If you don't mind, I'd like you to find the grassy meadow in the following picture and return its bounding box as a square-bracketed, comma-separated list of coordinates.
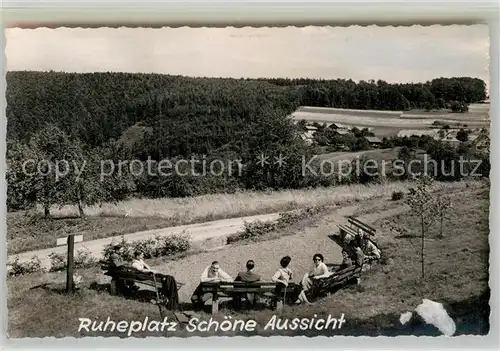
[6, 184, 489, 337]
[7, 179, 485, 255]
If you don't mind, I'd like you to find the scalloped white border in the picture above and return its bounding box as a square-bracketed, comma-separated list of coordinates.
[1, 1, 498, 350]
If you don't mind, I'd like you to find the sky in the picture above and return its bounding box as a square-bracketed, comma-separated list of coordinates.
[5, 25, 490, 90]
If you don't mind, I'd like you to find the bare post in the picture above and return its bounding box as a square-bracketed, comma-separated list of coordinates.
[66, 235, 74, 294]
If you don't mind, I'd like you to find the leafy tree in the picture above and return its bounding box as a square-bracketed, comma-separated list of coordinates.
[405, 175, 440, 279]
[435, 195, 452, 238]
[380, 137, 394, 149]
[353, 137, 371, 151]
[6, 140, 43, 212]
[456, 128, 469, 142]
[397, 146, 413, 179]
[22, 124, 77, 217]
[450, 101, 469, 113]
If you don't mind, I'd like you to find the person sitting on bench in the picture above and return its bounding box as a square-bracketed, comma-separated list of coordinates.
[109, 245, 126, 268]
[201, 261, 233, 283]
[132, 251, 155, 273]
[361, 235, 381, 261]
[234, 260, 261, 307]
[271, 256, 301, 305]
[339, 249, 353, 270]
[296, 253, 331, 305]
[131, 250, 180, 310]
[235, 260, 261, 283]
[344, 239, 365, 284]
[191, 261, 233, 310]
[271, 256, 293, 287]
[107, 245, 138, 293]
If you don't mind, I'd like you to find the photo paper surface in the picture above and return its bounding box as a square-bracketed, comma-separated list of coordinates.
[4, 22, 492, 340]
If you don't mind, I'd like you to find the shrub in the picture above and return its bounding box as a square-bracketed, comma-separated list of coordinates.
[102, 232, 192, 262]
[155, 233, 191, 257]
[7, 256, 44, 277]
[450, 101, 469, 113]
[75, 247, 98, 268]
[277, 206, 323, 226]
[48, 246, 97, 272]
[226, 220, 277, 244]
[227, 206, 325, 244]
[102, 238, 135, 262]
[391, 191, 404, 201]
[48, 252, 66, 272]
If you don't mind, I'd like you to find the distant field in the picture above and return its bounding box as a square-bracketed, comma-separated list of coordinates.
[315, 148, 402, 175]
[298, 106, 402, 118]
[317, 148, 400, 163]
[292, 104, 490, 138]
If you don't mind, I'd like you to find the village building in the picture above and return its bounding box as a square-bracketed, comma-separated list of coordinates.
[364, 136, 383, 148]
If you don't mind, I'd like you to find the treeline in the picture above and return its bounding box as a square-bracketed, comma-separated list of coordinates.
[6, 72, 320, 212]
[6, 71, 300, 148]
[5, 71, 489, 214]
[7, 72, 487, 147]
[258, 77, 487, 111]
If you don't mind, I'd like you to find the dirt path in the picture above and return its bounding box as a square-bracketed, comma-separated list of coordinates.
[9, 185, 484, 274]
[7, 212, 282, 270]
[144, 203, 410, 302]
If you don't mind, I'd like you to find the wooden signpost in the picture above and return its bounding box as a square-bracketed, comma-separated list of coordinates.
[56, 234, 84, 294]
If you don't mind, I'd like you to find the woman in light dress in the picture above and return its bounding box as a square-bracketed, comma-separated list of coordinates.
[296, 253, 331, 304]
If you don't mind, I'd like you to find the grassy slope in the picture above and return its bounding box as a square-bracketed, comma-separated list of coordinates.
[7, 186, 490, 337]
[8, 180, 481, 255]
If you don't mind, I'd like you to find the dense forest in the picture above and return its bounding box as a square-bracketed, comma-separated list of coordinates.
[260, 77, 487, 110]
[6, 71, 489, 214]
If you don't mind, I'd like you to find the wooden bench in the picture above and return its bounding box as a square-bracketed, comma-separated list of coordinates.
[347, 216, 376, 237]
[101, 262, 184, 299]
[338, 216, 377, 244]
[337, 223, 359, 244]
[198, 281, 301, 314]
[311, 263, 363, 297]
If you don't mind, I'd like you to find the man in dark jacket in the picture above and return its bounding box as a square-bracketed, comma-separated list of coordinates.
[235, 260, 261, 283]
[233, 260, 261, 308]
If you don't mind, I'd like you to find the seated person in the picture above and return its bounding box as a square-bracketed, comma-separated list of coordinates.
[330, 234, 360, 271]
[235, 260, 261, 282]
[108, 245, 125, 268]
[132, 251, 155, 272]
[344, 240, 365, 284]
[338, 249, 353, 270]
[271, 256, 301, 304]
[131, 250, 180, 310]
[296, 253, 331, 305]
[234, 260, 261, 306]
[363, 237, 381, 261]
[191, 261, 233, 310]
[107, 245, 137, 292]
[271, 256, 293, 287]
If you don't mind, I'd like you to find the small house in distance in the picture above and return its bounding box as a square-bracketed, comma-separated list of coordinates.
[336, 129, 351, 136]
[300, 124, 318, 144]
[364, 136, 383, 147]
[468, 129, 490, 152]
[439, 134, 462, 148]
